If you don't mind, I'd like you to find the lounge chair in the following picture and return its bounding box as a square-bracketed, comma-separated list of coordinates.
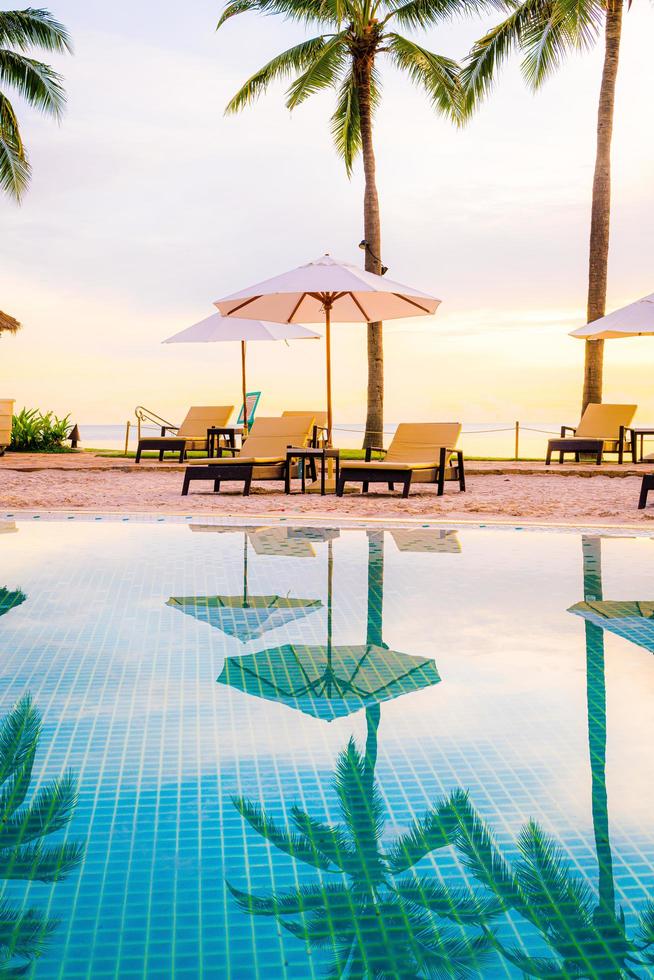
[282, 411, 328, 448]
[135, 406, 234, 463]
[545, 404, 636, 465]
[181, 415, 315, 496]
[336, 423, 465, 499]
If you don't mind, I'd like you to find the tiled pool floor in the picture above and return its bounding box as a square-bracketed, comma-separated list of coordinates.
[0, 518, 652, 977]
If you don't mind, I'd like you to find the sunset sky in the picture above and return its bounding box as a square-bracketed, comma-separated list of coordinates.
[1, 0, 654, 429]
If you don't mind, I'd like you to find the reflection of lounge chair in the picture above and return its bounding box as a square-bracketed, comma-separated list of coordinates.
[135, 406, 234, 463]
[181, 415, 315, 496]
[282, 410, 328, 448]
[247, 527, 315, 557]
[337, 423, 465, 499]
[546, 404, 636, 465]
[390, 529, 461, 554]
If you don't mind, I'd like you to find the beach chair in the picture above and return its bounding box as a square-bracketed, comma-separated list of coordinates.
[545, 404, 636, 465]
[135, 406, 234, 463]
[181, 415, 315, 496]
[282, 410, 328, 448]
[336, 423, 465, 499]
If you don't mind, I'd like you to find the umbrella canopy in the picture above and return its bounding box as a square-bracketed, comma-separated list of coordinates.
[570, 293, 654, 339]
[217, 643, 441, 721]
[166, 594, 322, 643]
[215, 254, 440, 445]
[569, 600, 654, 655]
[163, 312, 320, 433]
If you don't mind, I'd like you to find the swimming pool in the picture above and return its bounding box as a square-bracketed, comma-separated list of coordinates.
[0, 516, 652, 978]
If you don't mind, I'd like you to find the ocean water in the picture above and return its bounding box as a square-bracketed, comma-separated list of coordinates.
[78, 422, 559, 458]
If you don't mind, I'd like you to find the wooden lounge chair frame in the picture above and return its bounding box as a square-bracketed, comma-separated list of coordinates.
[336, 424, 465, 499]
[135, 406, 234, 463]
[545, 404, 636, 465]
[638, 474, 654, 509]
[181, 416, 315, 497]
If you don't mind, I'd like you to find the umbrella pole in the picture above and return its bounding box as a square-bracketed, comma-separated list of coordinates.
[241, 340, 248, 436]
[325, 302, 333, 448]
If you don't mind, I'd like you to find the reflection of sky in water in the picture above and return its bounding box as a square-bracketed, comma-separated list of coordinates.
[0, 520, 653, 977]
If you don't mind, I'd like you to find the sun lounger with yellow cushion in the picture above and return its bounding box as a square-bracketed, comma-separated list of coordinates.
[135, 406, 235, 462]
[337, 423, 465, 498]
[181, 415, 315, 496]
[546, 403, 636, 465]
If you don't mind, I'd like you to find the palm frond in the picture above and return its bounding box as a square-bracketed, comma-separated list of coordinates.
[0, 841, 85, 883]
[447, 793, 524, 914]
[286, 33, 347, 109]
[0, 901, 56, 960]
[0, 772, 79, 851]
[385, 0, 502, 31]
[0, 313, 21, 334]
[225, 34, 333, 114]
[331, 72, 361, 175]
[385, 790, 465, 874]
[0, 9, 72, 54]
[226, 879, 352, 917]
[290, 807, 354, 873]
[395, 900, 495, 976]
[461, 0, 545, 113]
[280, 908, 357, 949]
[393, 874, 503, 924]
[492, 943, 570, 977]
[636, 901, 654, 947]
[232, 796, 333, 870]
[0, 698, 39, 788]
[519, 0, 602, 88]
[514, 820, 594, 940]
[332, 740, 386, 880]
[218, 0, 343, 30]
[0, 50, 66, 119]
[386, 33, 461, 121]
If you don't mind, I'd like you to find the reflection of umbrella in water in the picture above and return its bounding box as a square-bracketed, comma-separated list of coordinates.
[0, 587, 26, 618]
[217, 534, 440, 720]
[569, 598, 654, 655]
[166, 530, 321, 642]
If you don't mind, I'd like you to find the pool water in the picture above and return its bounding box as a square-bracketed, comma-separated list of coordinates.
[0, 517, 653, 978]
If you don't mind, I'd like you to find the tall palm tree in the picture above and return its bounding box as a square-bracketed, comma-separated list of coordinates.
[0, 7, 72, 202]
[228, 739, 499, 976]
[461, 0, 628, 412]
[216, 0, 468, 448]
[0, 694, 84, 973]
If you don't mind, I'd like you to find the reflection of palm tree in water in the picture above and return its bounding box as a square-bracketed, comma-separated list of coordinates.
[445, 535, 654, 978]
[227, 530, 497, 976]
[0, 695, 84, 974]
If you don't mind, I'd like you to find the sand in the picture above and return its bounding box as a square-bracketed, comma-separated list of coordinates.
[0, 454, 651, 525]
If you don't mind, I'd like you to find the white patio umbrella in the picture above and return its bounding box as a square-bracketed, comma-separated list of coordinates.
[163, 313, 320, 433]
[214, 254, 441, 445]
[570, 293, 654, 339]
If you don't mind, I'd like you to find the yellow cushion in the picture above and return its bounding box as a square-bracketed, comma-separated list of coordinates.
[187, 455, 284, 466]
[177, 405, 234, 439]
[283, 410, 328, 428]
[342, 460, 441, 472]
[575, 404, 636, 439]
[385, 423, 461, 465]
[238, 415, 315, 458]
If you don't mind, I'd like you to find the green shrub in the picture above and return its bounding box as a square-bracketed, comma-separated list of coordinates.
[11, 407, 72, 452]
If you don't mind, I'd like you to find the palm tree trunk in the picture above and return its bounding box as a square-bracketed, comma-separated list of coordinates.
[355, 56, 384, 449]
[582, 0, 623, 412]
[581, 537, 616, 916]
[364, 530, 384, 785]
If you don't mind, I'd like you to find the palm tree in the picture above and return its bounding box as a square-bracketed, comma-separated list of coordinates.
[0, 694, 84, 973]
[227, 739, 499, 976]
[449, 796, 654, 976]
[462, 0, 628, 412]
[0, 8, 72, 202]
[216, 0, 467, 448]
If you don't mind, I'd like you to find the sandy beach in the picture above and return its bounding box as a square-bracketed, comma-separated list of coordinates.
[1, 454, 652, 525]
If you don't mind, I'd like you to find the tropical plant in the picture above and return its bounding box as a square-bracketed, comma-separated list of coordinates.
[10, 407, 71, 452]
[461, 0, 629, 412]
[0, 695, 84, 974]
[227, 738, 500, 977]
[217, 0, 473, 448]
[0, 587, 27, 619]
[448, 795, 654, 977]
[0, 312, 20, 336]
[0, 7, 72, 201]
